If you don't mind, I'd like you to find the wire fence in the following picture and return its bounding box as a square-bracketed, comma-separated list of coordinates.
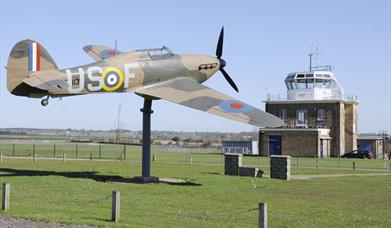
[2, 186, 328, 227]
[0, 142, 390, 170]
[2, 181, 261, 224]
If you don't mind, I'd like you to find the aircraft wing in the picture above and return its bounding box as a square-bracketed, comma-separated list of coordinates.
[135, 77, 284, 128]
[82, 45, 122, 61]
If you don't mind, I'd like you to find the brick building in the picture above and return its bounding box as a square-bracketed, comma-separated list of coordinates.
[259, 67, 359, 158]
[357, 136, 384, 159]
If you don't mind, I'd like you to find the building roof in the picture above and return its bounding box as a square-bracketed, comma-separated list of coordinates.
[260, 128, 331, 139]
[358, 136, 383, 140]
[264, 99, 359, 104]
[260, 128, 329, 132]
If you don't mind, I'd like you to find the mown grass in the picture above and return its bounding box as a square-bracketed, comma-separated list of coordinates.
[0, 158, 390, 227]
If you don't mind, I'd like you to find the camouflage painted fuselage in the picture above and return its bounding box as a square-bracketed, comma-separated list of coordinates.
[49, 50, 219, 97]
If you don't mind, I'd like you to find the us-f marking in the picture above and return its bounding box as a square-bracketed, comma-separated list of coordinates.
[65, 63, 136, 93]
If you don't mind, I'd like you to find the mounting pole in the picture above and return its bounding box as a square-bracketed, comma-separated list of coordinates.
[141, 98, 153, 177]
[133, 97, 159, 183]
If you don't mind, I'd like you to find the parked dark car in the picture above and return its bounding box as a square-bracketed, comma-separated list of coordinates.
[341, 150, 373, 159]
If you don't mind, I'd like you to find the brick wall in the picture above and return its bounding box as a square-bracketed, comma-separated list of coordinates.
[260, 130, 320, 157]
[344, 103, 358, 153]
[224, 154, 242, 175]
[265, 101, 358, 157]
[270, 155, 291, 180]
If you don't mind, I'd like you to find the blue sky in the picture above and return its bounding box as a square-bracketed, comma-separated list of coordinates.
[0, 0, 390, 133]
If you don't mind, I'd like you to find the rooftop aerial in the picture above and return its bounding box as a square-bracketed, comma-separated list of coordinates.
[283, 47, 344, 101]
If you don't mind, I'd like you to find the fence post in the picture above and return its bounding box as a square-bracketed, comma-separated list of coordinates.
[63, 153, 66, 162]
[2, 183, 10, 211]
[12, 144, 15, 156]
[0, 154, 2, 163]
[53, 144, 56, 158]
[259, 203, 267, 228]
[152, 154, 156, 163]
[123, 145, 126, 160]
[188, 156, 192, 165]
[353, 161, 356, 170]
[316, 159, 319, 169]
[296, 157, 299, 166]
[99, 145, 102, 159]
[338, 155, 341, 168]
[90, 153, 93, 161]
[33, 153, 37, 163]
[75, 144, 78, 158]
[32, 144, 35, 157]
[112, 191, 120, 222]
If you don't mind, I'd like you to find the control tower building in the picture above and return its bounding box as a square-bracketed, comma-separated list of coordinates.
[259, 65, 359, 158]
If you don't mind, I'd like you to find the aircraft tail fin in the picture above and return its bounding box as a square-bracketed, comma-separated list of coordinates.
[6, 39, 58, 96]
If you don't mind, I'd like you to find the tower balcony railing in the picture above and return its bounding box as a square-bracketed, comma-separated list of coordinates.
[280, 120, 329, 129]
[265, 93, 358, 101]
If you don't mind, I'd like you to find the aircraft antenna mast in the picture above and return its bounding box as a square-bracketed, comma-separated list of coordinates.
[114, 39, 117, 56]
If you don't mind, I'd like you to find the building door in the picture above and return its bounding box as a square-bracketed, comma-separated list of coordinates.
[269, 135, 282, 155]
[358, 140, 373, 152]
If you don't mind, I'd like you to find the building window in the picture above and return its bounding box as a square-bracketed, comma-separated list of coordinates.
[317, 108, 326, 121]
[279, 109, 287, 121]
[296, 109, 308, 126]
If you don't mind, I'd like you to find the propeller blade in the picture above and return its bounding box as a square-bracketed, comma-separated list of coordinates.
[220, 68, 239, 93]
[216, 27, 224, 59]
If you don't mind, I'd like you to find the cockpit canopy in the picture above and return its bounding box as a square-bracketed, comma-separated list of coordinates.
[285, 71, 338, 90]
[136, 46, 174, 60]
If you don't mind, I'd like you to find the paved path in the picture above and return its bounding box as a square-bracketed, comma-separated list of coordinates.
[290, 173, 391, 180]
[0, 216, 97, 228]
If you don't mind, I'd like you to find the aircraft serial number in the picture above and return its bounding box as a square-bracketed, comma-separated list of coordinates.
[72, 79, 80, 86]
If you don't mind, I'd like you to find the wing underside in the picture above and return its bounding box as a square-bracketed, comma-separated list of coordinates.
[135, 77, 284, 128]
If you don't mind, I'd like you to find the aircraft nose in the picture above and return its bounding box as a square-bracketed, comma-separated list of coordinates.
[219, 58, 226, 69]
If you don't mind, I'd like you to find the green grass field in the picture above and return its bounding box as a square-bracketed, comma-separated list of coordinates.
[1, 143, 390, 170]
[1, 155, 390, 227]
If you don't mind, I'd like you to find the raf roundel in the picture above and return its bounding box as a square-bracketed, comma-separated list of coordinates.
[99, 49, 117, 58]
[219, 100, 254, 113]
[101, 67, 124, 92]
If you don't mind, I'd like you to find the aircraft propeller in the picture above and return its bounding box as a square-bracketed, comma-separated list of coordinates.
[216, 27, 239, 93]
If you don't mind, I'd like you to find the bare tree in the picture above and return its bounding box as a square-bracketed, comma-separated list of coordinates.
[114, 104, 125, 144]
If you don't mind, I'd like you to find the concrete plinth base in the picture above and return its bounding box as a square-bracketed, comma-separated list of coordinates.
[132, 176, 159, 183]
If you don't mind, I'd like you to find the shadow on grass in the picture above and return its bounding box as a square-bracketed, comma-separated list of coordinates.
[202, 172, 222, 175]
[0, 168, 122, 182]
[0, 168, 202, 186]
[84, 217, 112, 223]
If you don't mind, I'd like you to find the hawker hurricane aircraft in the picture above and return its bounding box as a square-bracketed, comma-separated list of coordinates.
[6, 28, 283, 128]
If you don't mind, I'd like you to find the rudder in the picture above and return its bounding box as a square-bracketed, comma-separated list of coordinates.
[7, 39, 58, 96]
